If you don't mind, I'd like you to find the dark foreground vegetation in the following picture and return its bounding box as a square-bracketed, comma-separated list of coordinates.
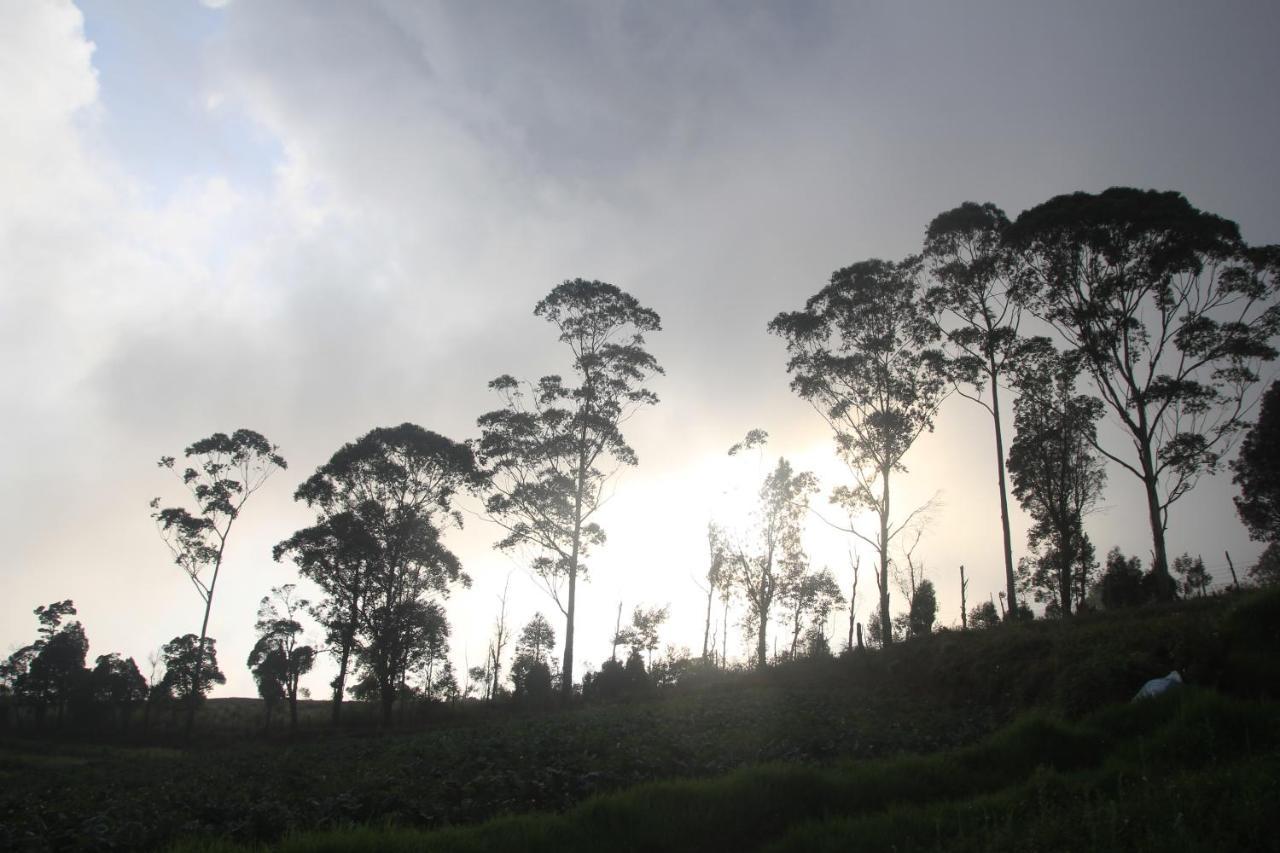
[2, 588, 1277, 852]
[175, 688, 1279, 853]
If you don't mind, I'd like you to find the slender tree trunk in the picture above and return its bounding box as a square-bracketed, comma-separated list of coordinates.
[702, 584, 714, 660]
[989, 373, 1018, 617]
[1135, 410, 1174, 599]
[755, 592, 769, 669]
[879, 465, 892, 646]
[380, 683, 394, 727]
[187, 532, 229, 740]
[611, 601, 623, 663]
[562, 434, 589, 701]
[960, 565, 968, 628]
[332, 629, 353, 724]
[720, 598, 729, 667]
[1058, 548, 1073, 617]
[846, 554, 859, 651]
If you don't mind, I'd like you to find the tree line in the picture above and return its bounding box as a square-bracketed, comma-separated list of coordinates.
[3, 188, 1278, 732]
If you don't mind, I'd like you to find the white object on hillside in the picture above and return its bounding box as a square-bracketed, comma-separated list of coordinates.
[1132, 670, 1183, 701]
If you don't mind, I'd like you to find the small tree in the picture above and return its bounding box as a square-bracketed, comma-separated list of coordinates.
[478, 279, 663, 699]
[1016, 537, 1099, 617]
[1233, 379, 1280, 543]
[726, 456, 817, 668]
[249, 585, 316, 731]
[246, 641, 287, 729]
[17, 601, 89, 726]
[1172, 553, 1212, 598]
[770, 257, 948, 645]
[1097, 548, 1146, 610]
[160, 634, 225, 717]
[90, 654, 147, 729]
[778, 564, 844, 658]
[907, 579, 938, 638]
[516, 612, 556, 666]
[1007, 190, 1280, 595]
[1006, 344, 1108, 616]
[968, 601, 1001, 630]
[151, 429, 285, 736]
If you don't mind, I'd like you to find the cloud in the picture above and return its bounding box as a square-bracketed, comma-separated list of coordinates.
[4, 0, 1278, 694]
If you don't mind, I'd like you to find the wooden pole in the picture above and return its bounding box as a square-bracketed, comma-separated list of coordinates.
[960, 564, 968, 629]
[1225, 550, 1240, 591]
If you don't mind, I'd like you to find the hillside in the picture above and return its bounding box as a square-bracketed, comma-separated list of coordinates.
[2, 589, 1277, 852]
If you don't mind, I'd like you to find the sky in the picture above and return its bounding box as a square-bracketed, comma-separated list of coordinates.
[2, 0, 1279, 698]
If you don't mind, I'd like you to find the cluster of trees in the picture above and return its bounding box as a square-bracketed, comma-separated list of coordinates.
[10, 189, 1276, 729]
[769, 188, 1278, 643]
[0, 600, 232, 731]
[135, 279, 664, 730]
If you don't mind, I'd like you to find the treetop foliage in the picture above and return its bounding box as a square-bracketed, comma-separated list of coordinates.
[769, 257, 947, 481]
[294, 423, 484, 522]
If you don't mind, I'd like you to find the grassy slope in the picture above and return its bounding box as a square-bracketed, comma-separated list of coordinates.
[174, 689, 1280, 852]
[4, 588, 1278, 851]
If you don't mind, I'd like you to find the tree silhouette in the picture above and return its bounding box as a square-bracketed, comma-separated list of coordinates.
[477, 279, 663, 699]
[616, 605, 668, 670]
[292, 424, 482, 725]
[1250, 543, 1280, 587]
[511, 613, 557, 701]
[160, 634, 225, 714]
[273, 511, 375, 723]
[151, 429, 286, 736]
[778, 564, 843, 658]
[907, 579, 938, 638]
[1232, 379, 1280, 543]
[923, 202, 1031, 617]
[90, 654, 147, 729]
[726, 456, 817, 668]
[19, 601, 88, 726]
[771, 257, 948, 645]
[1097, 548, 1146, 609]
[1006, 344, 1107, 616]
[516, 612, 556, 666]
[248, 585, 315, 731]
[246, 639, 287, 729]
[967, 600, 1001, 630]
[699, 523, 728, 662]
[1007, 189, 1280, 596]
[1172, 553, 1212, 598]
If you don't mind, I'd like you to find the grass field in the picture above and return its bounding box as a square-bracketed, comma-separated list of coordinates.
[2, 588, 1277, 851]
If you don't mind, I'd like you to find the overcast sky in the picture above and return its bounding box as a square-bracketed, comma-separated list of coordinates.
[3, 0, 1279, 697]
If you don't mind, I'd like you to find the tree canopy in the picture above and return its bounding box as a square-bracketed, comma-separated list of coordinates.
[1007, 188, 1280, 593]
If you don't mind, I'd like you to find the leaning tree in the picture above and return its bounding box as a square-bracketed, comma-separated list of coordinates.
[477, 279, 663, 699]
[289, 423, 483, 725]
[1006, 189, 1279, 595]
[770, 257, 948, 644]
[151, 429, 285, 736]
